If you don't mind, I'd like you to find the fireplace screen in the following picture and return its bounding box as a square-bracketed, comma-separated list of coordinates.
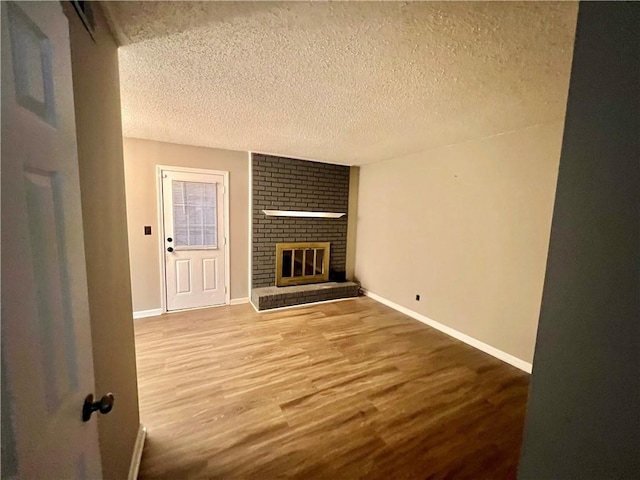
[275, 242, 330, 287]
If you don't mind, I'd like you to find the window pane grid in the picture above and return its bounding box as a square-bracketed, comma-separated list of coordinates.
[172, 180, 217, 248]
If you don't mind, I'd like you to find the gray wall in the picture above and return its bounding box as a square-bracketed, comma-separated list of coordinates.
[252, 154, 350, 288]
[519, 2, 639, 479]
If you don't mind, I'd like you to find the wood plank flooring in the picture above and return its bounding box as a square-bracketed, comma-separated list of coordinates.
[134, 297, 529, 479]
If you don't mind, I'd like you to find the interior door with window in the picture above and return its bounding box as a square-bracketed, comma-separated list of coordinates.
[162, 169, 227, 311]
[1, 1, 102, 478]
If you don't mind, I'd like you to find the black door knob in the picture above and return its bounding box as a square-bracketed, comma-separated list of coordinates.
[167, 237, 173, 242]
[167, 247, 174, 252]
[82, 393, 114, 422]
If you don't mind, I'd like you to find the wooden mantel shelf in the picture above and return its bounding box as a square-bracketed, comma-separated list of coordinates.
[262, 210, 346, 218]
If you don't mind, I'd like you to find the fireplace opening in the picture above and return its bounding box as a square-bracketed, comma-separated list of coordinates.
[276, 242, 330, 287]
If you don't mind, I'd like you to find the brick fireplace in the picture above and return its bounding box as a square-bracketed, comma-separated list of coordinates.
[251, 153, 359, 310]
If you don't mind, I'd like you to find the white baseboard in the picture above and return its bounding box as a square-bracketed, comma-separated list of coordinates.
[361, 289, 532, 374]
[128, 424, 146, 480]
[133, 308, 162, 319]
[229, 297, 249, 306]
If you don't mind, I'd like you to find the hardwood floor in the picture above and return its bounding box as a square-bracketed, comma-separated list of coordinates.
[134, 297, 529, 479]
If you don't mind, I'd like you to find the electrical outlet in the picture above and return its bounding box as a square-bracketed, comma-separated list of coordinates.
[416, 294, 420, 301]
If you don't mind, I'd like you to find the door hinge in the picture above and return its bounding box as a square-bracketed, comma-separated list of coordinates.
[225, 286, 228, 293]
[224, 237, 227, 245]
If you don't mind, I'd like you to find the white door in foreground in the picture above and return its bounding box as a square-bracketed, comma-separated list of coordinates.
[1, 2, 102, 477]
[162, 169, 228, 311]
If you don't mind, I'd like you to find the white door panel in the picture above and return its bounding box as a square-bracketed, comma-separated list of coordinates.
[175, 259, 192, 294]
[162, 170, 227, 311]
[1, 2, 101, 478]
[202, 258, 217, 291]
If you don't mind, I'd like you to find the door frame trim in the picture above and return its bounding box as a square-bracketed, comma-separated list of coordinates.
[247, 152, 253, 294]
[156, 165, 231, 312]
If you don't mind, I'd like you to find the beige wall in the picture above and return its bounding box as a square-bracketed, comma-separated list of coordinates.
[123, 138, 249, 311]
[355, 121, 565, 363]
[65, 3, 140, 479]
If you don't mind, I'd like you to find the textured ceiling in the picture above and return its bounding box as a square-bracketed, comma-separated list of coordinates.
[105, 1, 577, 165]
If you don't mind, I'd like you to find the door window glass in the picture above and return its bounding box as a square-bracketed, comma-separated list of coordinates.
[172, 180, 217, 248]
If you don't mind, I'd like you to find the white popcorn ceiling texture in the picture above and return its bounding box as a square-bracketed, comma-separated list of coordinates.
[105, 1, 578, 165]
